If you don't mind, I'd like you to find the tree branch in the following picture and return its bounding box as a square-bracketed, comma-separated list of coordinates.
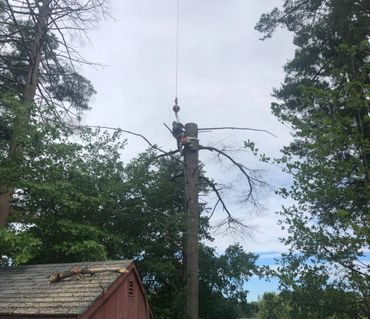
[198, 126, 277, 138]
[199, 145, 254, 202]
[48, 266, 129, 283]
[200, 176, 252, 233]
[153, 149, 180, 160]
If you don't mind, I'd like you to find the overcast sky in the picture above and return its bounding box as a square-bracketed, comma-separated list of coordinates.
[77, 0, 296, 300]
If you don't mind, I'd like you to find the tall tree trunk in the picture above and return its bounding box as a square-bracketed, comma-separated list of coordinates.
[182, 197, 188, 299]
[23, 0, 50, 102]
[183, 123, 199, 319]
[0, 190, 11, 226]
[0, 0, 50, 227]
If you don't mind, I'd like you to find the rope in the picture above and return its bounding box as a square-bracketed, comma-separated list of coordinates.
[175, 0, 180, 98]
[172, 0, 181, 122]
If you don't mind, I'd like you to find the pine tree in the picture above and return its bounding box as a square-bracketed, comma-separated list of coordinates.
[256, 1, 369, 317]
[0, 0, 107, 226]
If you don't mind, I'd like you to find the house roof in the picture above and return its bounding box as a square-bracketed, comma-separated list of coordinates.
[0, 260, 134, 317]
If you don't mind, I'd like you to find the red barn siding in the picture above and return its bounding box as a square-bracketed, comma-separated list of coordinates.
[0, 261, 153, 319]
[81, 267, 152, 319]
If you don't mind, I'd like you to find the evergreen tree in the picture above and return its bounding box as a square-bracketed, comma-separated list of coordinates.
[256, 1, 369, 317]
[0, 0, 106, 226]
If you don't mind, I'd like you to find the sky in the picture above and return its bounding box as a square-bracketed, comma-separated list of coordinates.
[77, 0, 297, 301]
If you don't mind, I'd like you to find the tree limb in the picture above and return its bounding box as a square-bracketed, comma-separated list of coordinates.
[200, 176, 251, 232]
[48, 266, 129, 283]
[199, 145, 254, 201]
[198, 126, 277, 138]
[73, 124, 156, 148]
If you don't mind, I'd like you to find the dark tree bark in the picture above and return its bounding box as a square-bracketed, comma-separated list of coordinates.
[0, 0, 50, 227]
[183, 123, 199, 319]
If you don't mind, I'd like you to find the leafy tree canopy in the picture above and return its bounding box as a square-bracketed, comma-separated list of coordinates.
[0, 120, 258, 318]
[257, 0, 369, 317]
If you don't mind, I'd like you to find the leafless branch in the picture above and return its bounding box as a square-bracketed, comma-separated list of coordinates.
[200, 176, 254, 235]
[163, 122, 173, 135]
[201, 177, 231, 217]
[209, 198, 220, 221]
[3, 0, 32, 59]
[72, 124, 157, 149]
[153, 149, 180, 160]
[199, 145, 254, 202]
[198, 126, 277, 138]
[213, 217, 254, 238]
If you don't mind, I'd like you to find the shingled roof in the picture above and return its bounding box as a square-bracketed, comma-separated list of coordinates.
[0, 260, 133, 317]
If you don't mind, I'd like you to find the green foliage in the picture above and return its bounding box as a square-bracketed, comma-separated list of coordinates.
[281, 287, 365, 319]
[0, 1, 96, 111]
[0, 3, 259, 317]
[244, 301, 259, 318]
[1, 125, 184, 314]
[253, 290, 362, 319]
[257, 0, 369, 318]
[199, 244, 258, 319]
[1, 126, 127, 263]
[257, 292, 290, 319]
[0, 122, 258, 317]
[0, 0, 99, 229]
[0, 228, 41, 266]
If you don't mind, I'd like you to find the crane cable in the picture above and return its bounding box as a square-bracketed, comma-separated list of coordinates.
[175, 0, 180, 99]
[173, 0, 180, 122]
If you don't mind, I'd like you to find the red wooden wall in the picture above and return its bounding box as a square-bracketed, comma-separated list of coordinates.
[80, 267, 152, 319]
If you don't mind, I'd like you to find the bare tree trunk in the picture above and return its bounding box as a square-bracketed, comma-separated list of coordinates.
[183, 123, 199, 319]
[23, 0, 50, 102]
[0, 190, 11, 226]
[182, 197, 189, 298]
[0, 0, 50, 227]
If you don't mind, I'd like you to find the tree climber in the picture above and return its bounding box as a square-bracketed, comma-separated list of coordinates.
[172, 97, 185, 150]
[172, 121, 184, 150]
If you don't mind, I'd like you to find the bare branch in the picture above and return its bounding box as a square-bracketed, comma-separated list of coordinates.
[199, 145, 254, 201]
[68, 124, 175, 156]
[3, 0, 32, 59]
[201, 177, 232, 218]
[198, 126, 277, 138]
[213, 217, 254, 238]
[209, 198, 220, 221]
[200, 176, 254, 236]
[163, 122, 173, 135]
[153, 149, 180, 160]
